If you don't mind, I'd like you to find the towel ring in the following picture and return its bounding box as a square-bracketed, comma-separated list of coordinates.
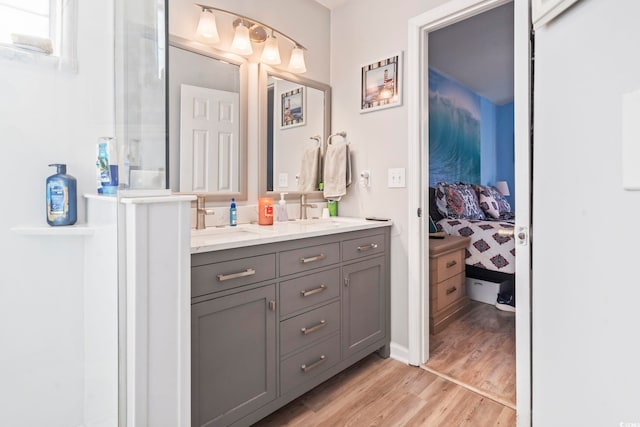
[327, 131, 347, 145]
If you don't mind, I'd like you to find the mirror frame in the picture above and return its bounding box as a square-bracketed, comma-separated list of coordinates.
[168, 34, 249, 201]
[258, 65, 332, 201]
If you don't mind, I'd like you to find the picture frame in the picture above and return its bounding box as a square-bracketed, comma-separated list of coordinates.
[360, 52, 402, 113]
[280, 86, 305, 128]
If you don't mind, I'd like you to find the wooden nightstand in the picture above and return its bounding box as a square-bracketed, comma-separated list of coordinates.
[429, 235, 471, 335]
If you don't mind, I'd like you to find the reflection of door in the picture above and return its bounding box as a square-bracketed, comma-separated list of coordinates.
[179, 84, 239, 192]
[407, 0, 531, 425]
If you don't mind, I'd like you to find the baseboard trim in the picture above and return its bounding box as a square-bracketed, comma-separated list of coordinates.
[389, 342, 409, 365]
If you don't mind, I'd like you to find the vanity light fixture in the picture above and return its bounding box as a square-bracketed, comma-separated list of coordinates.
[194, 3, 307, 73]
[196, 8, 220, 43]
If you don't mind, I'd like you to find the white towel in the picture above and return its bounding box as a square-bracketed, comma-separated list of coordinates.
[297, 146, 320, 192]
[323, 141, 351, 199]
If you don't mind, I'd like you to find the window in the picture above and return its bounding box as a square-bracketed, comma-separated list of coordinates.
[0, 0, 77, 70]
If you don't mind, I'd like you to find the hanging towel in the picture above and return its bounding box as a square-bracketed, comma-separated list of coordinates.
[323, 141, 351, 199]
[297, 146, 320, 192]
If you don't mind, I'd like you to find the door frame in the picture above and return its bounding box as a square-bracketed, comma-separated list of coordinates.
[406, 0, 532, 425]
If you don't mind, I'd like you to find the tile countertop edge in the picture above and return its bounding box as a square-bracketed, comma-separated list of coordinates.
[190, 219, 393, 254]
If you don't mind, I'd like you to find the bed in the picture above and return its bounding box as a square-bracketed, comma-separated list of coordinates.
[430, 183, 515, 281]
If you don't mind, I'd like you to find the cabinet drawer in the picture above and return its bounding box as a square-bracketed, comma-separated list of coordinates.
[434, 272, 465, 312]
[279, 243, 340, 276]
[431, 249, 464, 283]
[279, 268, 340, 317]
[342, 233, 385, 261]
[192, 254, 276, 298]
[280, 334, 340, 394]
[280, 301, 340, 355]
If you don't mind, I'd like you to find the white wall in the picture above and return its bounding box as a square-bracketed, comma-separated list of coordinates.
[0, 0, 115, 425]
[533, 0, 640, 424]
[329, 0, 448, 354]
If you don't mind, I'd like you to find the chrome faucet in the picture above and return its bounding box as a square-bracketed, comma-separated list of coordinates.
[195, 195, 215, 230]
[299, 194, 317, 220]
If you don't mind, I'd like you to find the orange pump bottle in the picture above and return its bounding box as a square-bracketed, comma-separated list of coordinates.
[258, 197, 274, 225]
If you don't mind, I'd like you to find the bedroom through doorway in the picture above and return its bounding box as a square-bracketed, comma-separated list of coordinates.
[422, 1, 516, 409]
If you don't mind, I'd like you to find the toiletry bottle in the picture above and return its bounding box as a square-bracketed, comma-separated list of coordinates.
[230, 197, 237, 226]
[277, 192, 288, 222]
[46, 163, 77, 226]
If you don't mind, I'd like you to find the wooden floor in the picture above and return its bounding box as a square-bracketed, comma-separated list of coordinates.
[424, 301, 516, 407]
[254, 352, 515, 426]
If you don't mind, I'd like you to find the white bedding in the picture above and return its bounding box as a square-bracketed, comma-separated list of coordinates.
[437, 218, 515, 274]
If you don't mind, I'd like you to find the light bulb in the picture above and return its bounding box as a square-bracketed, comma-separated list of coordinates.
[288, 46, 306, 74]
[261, 35, 281, 65]
[196, 10, 220, 44]
[231, 22, 253, 56]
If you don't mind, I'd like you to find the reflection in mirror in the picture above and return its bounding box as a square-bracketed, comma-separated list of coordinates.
[260, 66, 331, 200]
[168, 35, 248, 201]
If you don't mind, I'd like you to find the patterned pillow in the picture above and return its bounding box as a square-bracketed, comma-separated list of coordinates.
[435, 182, 486, 220]
[473, 185, 512, 219]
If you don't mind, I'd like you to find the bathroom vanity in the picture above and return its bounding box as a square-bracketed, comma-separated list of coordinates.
[190, 219, 391, 427]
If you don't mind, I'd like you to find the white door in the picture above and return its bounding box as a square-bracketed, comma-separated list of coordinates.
[179, 84, 239, 193]
[408, 0, 531, 425]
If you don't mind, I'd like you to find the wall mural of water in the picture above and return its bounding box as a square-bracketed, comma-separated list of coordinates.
[428, 68, 481, 186]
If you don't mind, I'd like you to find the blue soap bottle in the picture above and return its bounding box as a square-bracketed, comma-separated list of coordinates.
[230, 197, 237, 226]
[46, 163, 77, 226]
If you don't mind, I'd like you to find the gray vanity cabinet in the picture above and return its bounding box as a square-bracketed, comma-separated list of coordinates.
[191, 225, 391, 427]
[191, 284, 276, 427]
[342, 256, 387, 359]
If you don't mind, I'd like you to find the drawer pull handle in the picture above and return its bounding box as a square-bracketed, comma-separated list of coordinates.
[301, 355, 326, 373]
[446, 286, 457, 295]
[357, 243, 378, 252]
[216, 268, 256, 282]
[300, 284, 327, 297]
[300, 253, 327, 264]
[301, 320, 327, 335]
[446, 260, 457, 268]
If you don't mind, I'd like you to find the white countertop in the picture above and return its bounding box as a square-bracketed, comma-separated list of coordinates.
[190, 217, 392, 254]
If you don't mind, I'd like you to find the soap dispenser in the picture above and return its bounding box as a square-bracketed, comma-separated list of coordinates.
[230, 197, 237, 226]
[276, 192, 288, 222]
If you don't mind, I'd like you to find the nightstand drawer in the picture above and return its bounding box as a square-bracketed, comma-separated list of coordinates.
[434, 272, 465, 312]
[432, 249, 464, 283]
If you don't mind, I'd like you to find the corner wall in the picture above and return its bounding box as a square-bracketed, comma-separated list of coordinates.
[329, 0, 449, 353]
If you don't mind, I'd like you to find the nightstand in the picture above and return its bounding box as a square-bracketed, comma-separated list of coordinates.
[429, 235, 471, 334]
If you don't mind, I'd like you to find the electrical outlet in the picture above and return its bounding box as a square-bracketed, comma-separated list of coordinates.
[388, 168, 406, 188]
[278, 173, 288, 188]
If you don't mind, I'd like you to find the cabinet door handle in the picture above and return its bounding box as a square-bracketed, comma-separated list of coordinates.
[301, 320, 327, 335]
[300, 253, 326, 264]
[216, 268, 256, 282]
[446, 260, 457, 268]
[357, 243, 378, 252]
[300, 284, 327, 297]
[301, 355, 326, 373]
[446, 286, 457, 295]
[269, 300, 276, 311]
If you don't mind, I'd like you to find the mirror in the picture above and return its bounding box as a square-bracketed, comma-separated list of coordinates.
[168, 34, 248, 201]
[259, 65, 331, 200]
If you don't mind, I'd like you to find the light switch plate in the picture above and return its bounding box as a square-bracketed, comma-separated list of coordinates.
[388, 168, 406, 188]
[623, 89, 640, 190]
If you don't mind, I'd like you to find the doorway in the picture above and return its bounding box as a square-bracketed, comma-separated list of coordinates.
[407, 0, 532, 425]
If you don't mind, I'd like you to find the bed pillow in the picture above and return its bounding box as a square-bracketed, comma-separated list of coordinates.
[474, 184, 512, 219]
[435, 182, 486, 220]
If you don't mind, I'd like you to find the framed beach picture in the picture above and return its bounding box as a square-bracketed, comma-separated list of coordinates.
[360, 52, 402, 113]
[281, 87, 305, 128]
